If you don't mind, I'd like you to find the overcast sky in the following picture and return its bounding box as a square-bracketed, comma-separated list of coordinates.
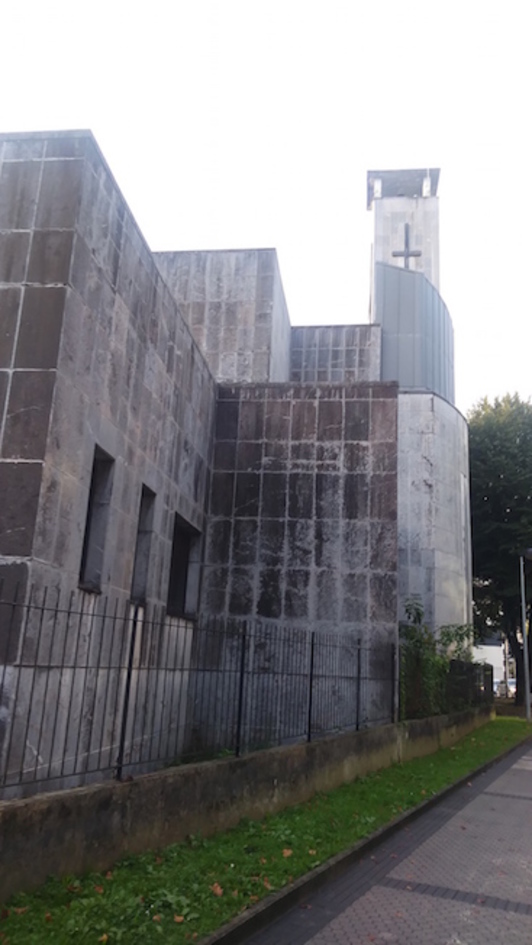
[1, 0, 529, 416]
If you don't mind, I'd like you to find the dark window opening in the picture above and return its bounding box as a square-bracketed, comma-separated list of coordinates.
[79, 446, 115, 593]
[130, 485, 156, 603]
[167, 513, 200, 617]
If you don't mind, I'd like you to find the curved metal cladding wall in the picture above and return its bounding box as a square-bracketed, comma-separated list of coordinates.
[373, 262, 454, 404]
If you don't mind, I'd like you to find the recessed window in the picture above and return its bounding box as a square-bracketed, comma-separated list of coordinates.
[167, 513, 201, 617]
[79, 446, 115, 592]
[131, 485, 156, 603]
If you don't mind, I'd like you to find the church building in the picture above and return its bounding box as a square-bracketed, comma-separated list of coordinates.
[0, 132, 471, 641]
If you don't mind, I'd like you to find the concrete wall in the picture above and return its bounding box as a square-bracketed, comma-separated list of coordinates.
[397, 392, 472, 630]
[0, 706, 493, 901]
[0, 131, 218, 796]
[290, 324, 381, 384]
[203, 382, 398, 640]
[155, 248, 291, 384]
[0, 130, 216, 604]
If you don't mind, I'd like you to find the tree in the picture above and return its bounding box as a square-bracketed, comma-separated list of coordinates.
[468, 394, 532, 702]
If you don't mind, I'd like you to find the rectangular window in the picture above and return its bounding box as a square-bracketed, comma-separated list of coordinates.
[167, 513, 201, 617]
[79, 446, 114, 593]
[131, 485, 156, 602]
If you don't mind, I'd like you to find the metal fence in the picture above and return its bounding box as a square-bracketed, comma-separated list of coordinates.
[0, 586, 396, 799]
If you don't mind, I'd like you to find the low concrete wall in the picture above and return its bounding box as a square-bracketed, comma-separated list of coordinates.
[0, 707, 492, 901]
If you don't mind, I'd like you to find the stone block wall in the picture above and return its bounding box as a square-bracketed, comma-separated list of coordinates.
[155, 248, 291, 384]
[0, 135, 77, 599]
[0, 131, 216, 604]
[290, 324, 381, 384]
[202, 382, 399, 640]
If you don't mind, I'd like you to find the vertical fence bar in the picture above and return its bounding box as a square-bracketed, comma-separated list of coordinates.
[234, 625, 247, 758]
[356, 638, 362, 731]
[307, 631, 315, 743]
[115, 603, 140, 780]
[32, 585, 62, 780]
[18, 586, 48, 783]
[390, 642, 394, 724]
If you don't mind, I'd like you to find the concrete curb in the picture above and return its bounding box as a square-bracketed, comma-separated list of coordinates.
[201, 734, 532, 945]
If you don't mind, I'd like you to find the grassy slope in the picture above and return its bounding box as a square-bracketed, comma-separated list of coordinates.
[2, 717, 530, 945]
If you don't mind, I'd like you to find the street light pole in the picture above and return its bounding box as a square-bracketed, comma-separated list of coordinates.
[519, 555, 531, 722]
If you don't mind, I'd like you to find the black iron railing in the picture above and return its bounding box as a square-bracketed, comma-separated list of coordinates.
[0, 586, 396, 798]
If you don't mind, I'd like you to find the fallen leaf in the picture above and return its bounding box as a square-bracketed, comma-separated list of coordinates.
[260, 857, 267, 865]
[99, 936, 109, 943]
[249, 895, 259, 902]
[308, 849, 317, 856]
[282, 848, 293, 858]
[13, 907, 28, 915]
[174, 916, 185, 923]
[105, 871, 113, 880]
[211, 882, 224, 897]
[263, 878, 272, 890]
[94, 886, 104, 895]
[155, 856, 163, 865]
[45, 913, 53, 922]
[153, 914, 161, 922]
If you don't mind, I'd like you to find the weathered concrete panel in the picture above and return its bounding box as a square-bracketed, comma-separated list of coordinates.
[397, 392, 472, 630]
[203, 382, 399, 642]
[155, 248, 291, 384]
[291, 324, 381, 384]
[0, 131, 217, 605]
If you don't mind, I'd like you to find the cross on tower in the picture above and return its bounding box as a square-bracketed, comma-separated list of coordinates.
[392, 223, 421, 270]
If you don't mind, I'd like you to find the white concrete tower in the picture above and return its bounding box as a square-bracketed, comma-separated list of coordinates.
[367, 168, 472, 632]
[368, 168, 440, 290]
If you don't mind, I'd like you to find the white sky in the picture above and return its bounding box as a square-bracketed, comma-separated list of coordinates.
[1, 0, 530, 416]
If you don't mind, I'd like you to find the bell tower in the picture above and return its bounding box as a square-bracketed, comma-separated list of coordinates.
[367, 167, 454, 405]
[368, 168, 440, 290]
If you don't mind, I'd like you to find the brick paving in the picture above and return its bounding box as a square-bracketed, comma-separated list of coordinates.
[244, 742, 532, 945]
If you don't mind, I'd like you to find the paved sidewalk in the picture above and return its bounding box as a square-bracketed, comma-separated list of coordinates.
[244, 741, 532, 945]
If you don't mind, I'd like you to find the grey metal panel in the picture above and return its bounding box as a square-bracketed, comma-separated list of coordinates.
[374, 262, 454, 404]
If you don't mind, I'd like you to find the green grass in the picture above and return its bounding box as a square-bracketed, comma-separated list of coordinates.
[2, 717, 530, 944]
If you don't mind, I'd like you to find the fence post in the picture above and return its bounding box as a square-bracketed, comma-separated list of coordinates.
[115, 602, 140, 781]
[356, 638, 362, 731]
[307, 632, 316, 743]
[235, 624, 247, 758]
